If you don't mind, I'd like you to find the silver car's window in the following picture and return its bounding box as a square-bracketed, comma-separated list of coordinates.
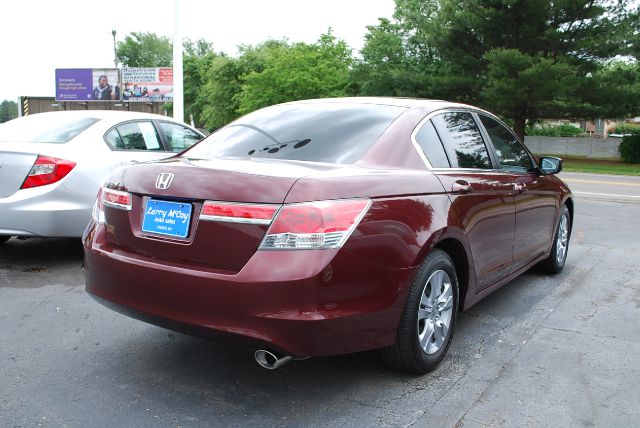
[0, 115, 100, 144]
[479, 115, 533, 173]
[111, 121, 163, 151]
[159, 122, 202, 152]
[432, 112, 492, 169]
[183, 103, 406, 164]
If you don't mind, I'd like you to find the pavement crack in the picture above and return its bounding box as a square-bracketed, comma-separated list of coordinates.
[539, 325, 629, 343]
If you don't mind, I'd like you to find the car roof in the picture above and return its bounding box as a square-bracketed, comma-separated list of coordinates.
[280, 97, 477, 112]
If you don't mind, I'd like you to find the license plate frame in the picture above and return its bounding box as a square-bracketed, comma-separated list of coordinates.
[141, 199, 192, 238]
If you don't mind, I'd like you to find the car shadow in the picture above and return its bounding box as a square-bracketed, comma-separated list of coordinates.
[0, 237, 83, 264]
[0, 237, 84, 288]
[88, 265, 564, 424]
[3, 237, 570, 423]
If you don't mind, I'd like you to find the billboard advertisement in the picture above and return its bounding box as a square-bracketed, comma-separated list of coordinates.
[121, 67, 173, 102]
[55, 68, 120, 101]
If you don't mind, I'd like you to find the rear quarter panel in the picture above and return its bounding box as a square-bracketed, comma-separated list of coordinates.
[286, 169, 469, 271]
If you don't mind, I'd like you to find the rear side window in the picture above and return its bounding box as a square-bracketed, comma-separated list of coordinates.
[0, 115, 99, 144]
[479, 115, 533, 173]
[432, 112, 492, 169]
[414, 120, 450, 167]
[183, 103, 406, 164]
[159, 122, 202, 152]
[107, 121, 162, 151]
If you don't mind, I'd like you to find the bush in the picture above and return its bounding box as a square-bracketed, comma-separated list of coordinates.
[619, 134, 640, 163]
[612, 123, 640, 135]
[526, 124, 583, 137]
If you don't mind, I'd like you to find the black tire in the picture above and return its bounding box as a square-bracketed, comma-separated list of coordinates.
[0, 236, 11, 245]
[380, 249, 459, 374]
[538, 205, 571, 274]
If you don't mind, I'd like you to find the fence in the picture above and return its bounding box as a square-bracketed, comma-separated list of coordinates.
[523, 136, 621, 160]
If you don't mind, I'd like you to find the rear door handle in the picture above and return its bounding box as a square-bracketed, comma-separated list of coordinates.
[451, 180, 472, 194]
[513, 183, 527, 194]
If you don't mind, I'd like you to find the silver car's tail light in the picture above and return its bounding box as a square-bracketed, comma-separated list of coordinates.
[259, 199, 371, 250]
[20, 155, 76, 189]
[200, 201, 280, 225]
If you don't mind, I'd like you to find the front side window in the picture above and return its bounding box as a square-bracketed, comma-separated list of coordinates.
[109, 121, 162, 151]
[479, 115, 533, 173]
[159, 122, 202, 152]
[183, 103, 406, 164]
[432, 112, 492, 169]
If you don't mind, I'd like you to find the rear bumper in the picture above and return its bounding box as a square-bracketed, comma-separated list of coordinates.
[0, 183, 92, 237]
[83, 223, 416, 357]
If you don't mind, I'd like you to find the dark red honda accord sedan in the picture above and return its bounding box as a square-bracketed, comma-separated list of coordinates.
[83, 98, 572, 373]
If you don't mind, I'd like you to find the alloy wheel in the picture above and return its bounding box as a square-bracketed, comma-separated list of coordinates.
[556, 213, 569, 265]
[417, 270, 454, 355]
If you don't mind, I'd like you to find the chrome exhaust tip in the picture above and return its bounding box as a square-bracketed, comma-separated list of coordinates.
[254, 349, 292, 370]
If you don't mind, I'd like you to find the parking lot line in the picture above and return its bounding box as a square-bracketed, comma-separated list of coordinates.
[562, 178, 640, 187]
[573, 191, 640, 199]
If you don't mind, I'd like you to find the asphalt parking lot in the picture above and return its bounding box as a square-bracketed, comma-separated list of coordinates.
[1, 173, 639, 427]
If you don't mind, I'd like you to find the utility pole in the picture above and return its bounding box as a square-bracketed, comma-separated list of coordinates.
[173, 0, 184, 122]
[112, 29, 118, 68]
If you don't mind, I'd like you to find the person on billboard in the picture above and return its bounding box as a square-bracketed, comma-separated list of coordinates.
[122, 83, 133, 100]
[93, 75, 114, 100]
[151, 88, 163, 101]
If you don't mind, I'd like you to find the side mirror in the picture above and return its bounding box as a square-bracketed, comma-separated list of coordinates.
[538, 156, 563, 175]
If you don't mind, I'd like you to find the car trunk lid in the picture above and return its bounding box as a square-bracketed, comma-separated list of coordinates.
[102, 157, 344, 271]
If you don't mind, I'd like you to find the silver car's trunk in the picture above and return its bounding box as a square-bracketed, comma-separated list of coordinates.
[0, 143, 38, 198]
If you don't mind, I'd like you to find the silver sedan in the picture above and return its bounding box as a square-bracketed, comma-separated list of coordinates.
[0, 110, 203, 242]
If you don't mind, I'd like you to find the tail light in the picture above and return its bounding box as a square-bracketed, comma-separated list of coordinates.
[260, 199, 371, 250]
[102, 188, 132, 210]
[21, 155, 76, 189]
[91, 188, 105, 224]
[200, 201, 279, 225]
[92, 187, 132, 224]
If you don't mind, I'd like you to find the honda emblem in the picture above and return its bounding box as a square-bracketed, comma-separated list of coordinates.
[155, 173, 174, 190]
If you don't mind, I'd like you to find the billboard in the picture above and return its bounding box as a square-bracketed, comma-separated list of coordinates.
[55, 68, 120, 101]
[122, 67, 173, 102]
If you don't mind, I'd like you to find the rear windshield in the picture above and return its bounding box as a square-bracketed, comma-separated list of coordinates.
[183, 103, 406, 164]
[0, 114, 100, 144]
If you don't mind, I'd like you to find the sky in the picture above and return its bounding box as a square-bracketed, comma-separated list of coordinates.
[0, 0, 396, 102]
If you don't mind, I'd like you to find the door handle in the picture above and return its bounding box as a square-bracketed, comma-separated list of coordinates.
[451, 180, 472, 194]
[513, 183, 527, 194]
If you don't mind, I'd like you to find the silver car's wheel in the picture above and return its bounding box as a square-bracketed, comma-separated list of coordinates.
[417, 270, 454, 355]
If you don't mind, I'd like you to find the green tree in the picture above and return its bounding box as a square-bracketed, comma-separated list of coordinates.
[183, 39, 218, 127]
[199, 40, 289, 130]
[352, 18, 427, 97]
[369, 0, 640, 139]
[116, 32, 173, 67]
[237, 31, 353, 114]
[0, 100, 18, 123]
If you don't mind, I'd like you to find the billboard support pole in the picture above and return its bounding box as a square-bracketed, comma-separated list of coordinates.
[173, 0, 184, 122]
